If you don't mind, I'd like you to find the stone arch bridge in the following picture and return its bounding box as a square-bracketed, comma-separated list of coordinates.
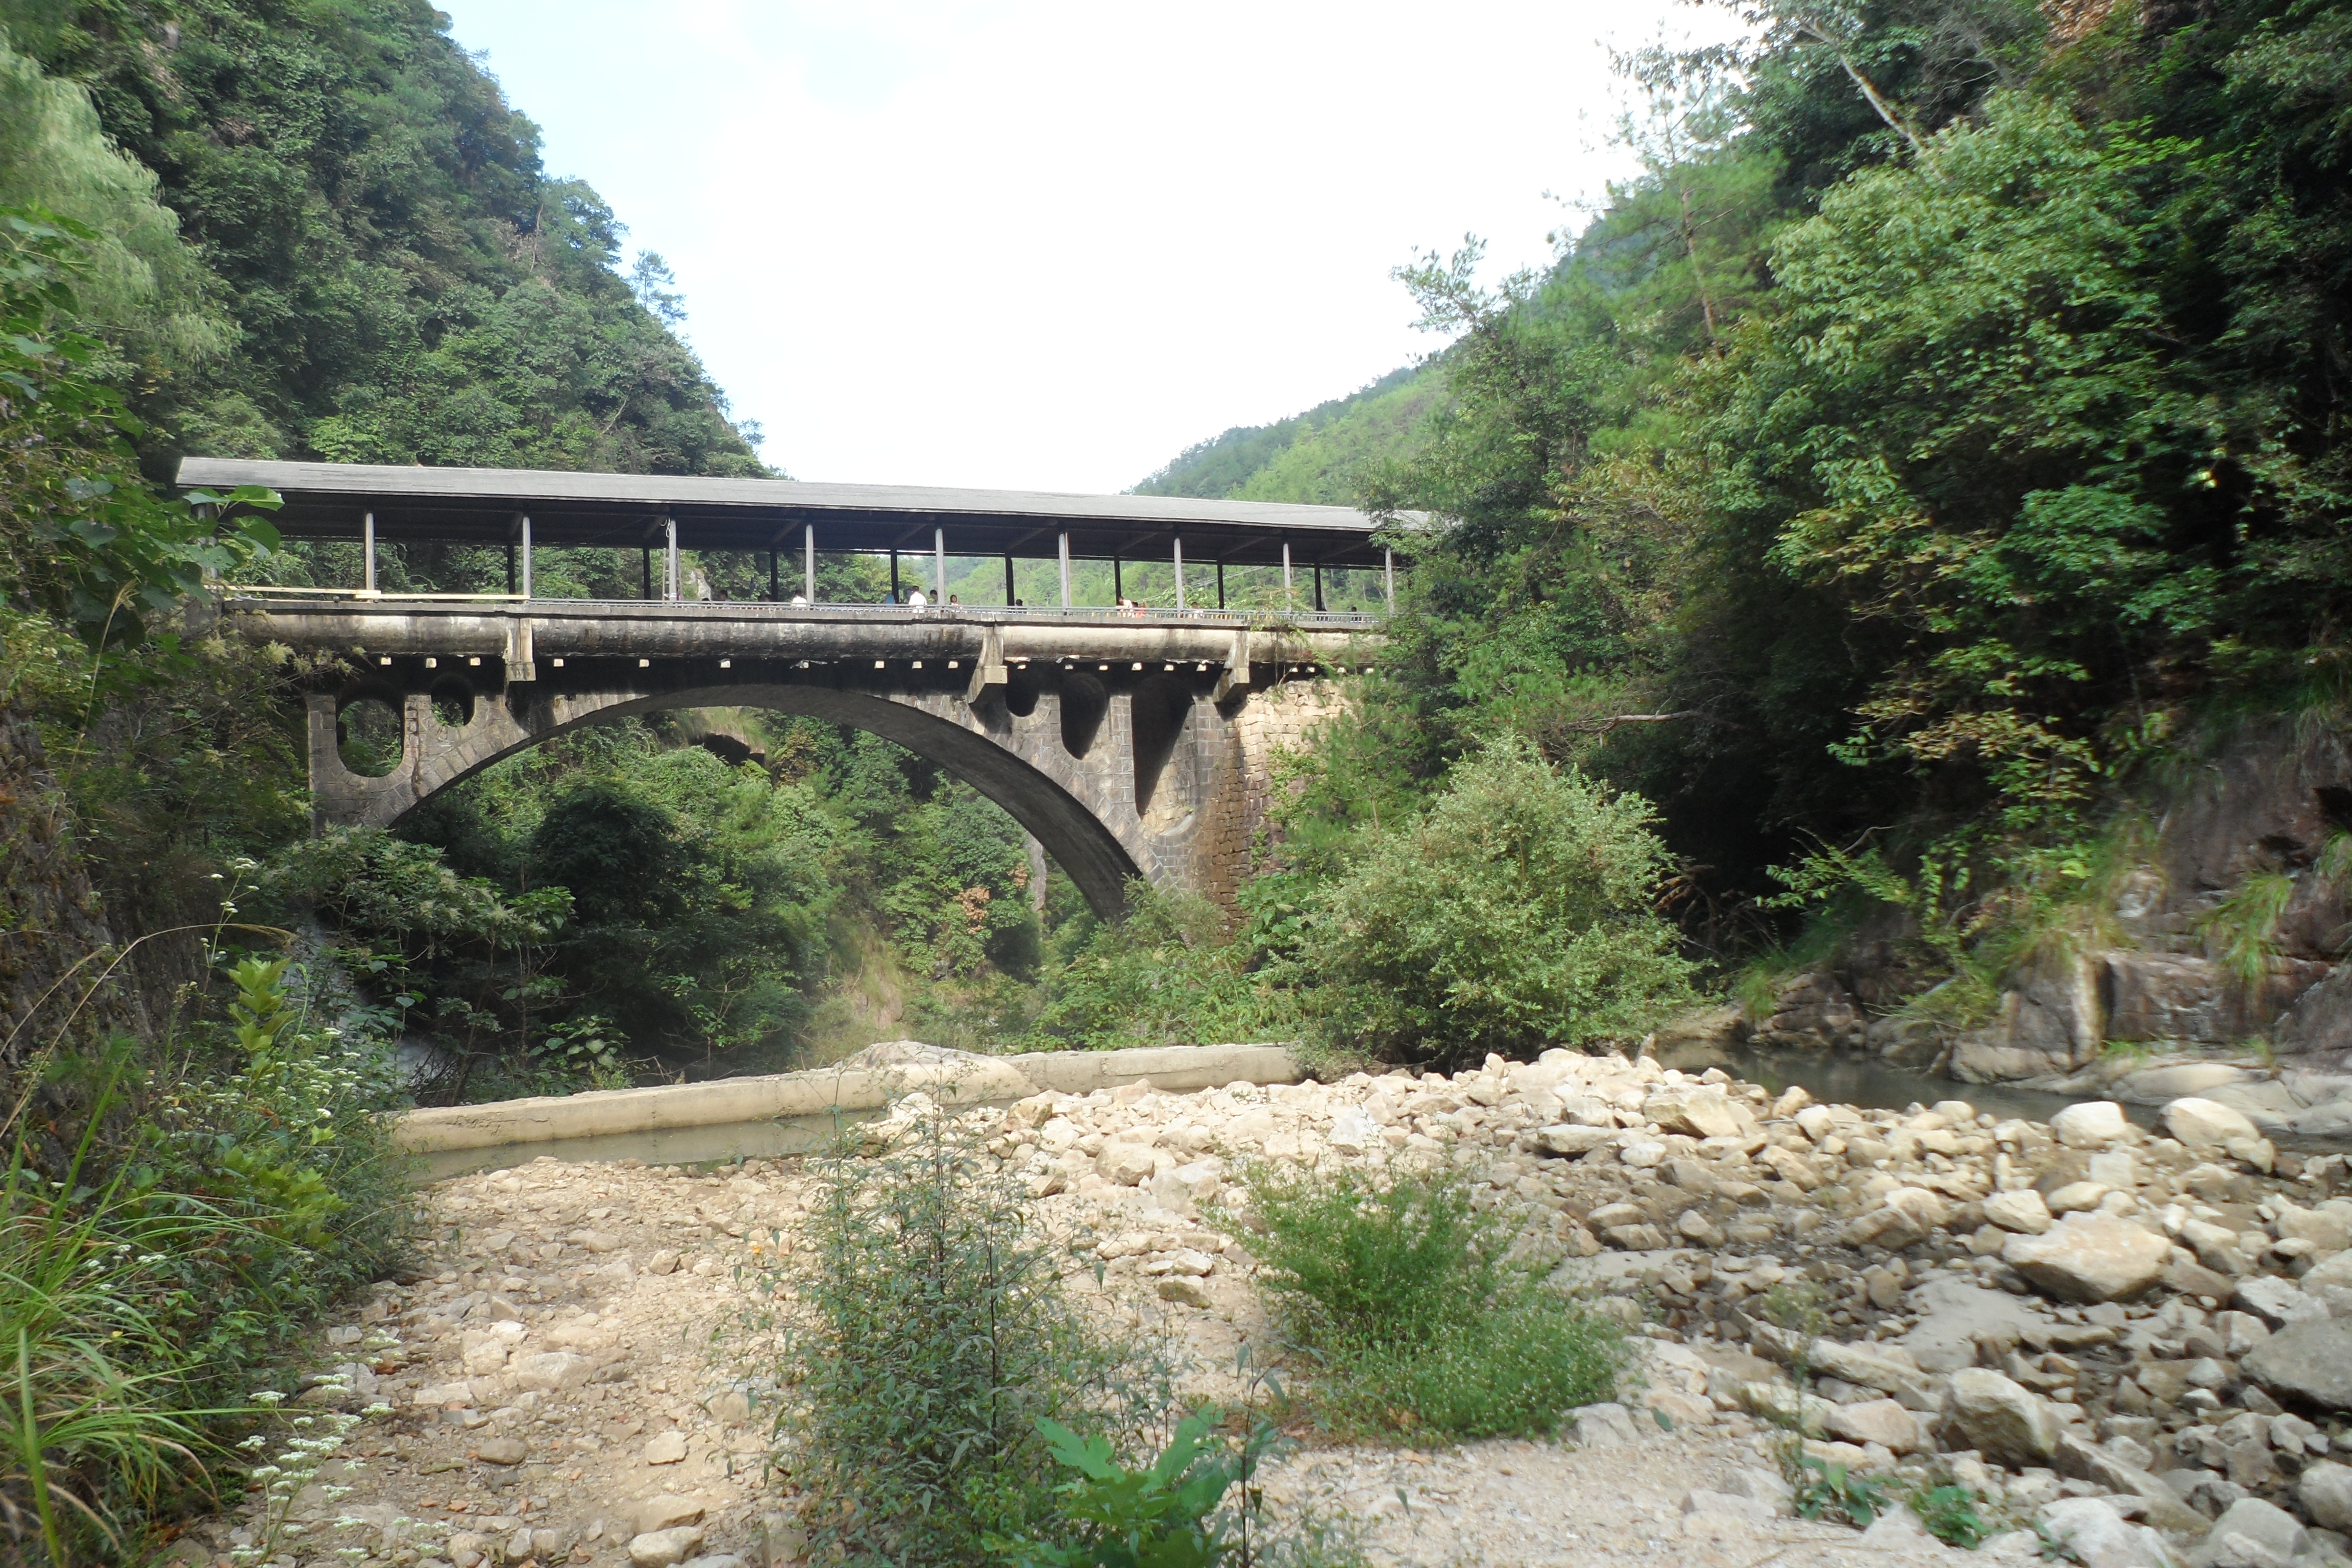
[190, 459, 1401, 917]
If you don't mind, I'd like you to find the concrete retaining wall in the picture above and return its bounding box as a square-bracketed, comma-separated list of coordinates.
[396, 1044, 1303, 1167]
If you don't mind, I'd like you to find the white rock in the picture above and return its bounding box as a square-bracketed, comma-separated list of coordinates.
[628, 1526, 705, 1568]
[2051, 1101, 2129, 1149]
[2162, 1098, 2261, 1150]
[1940, 1368, 2061, 1466]
[1566, 1402, 1641, 1448]
[413, 1381, 474, 1407]
[644, 1430, 687, 1465]
[1325, 1109, 1380, 1154]
[2297, 1250, 2352, 1317]
[2003, 1213, 2170, 1303]
[2234, 1273, 2331, 1328]
[1984, 1189, 2054, 1234]
[2299, 1460, 2352, 1534]
[2048, 1181, 2112, 1215]
[2041, 1498, 2176, 1568]
[1825, 1398, 1928, 1454]
[2187, 1499, 2310, 1568]
[1097, 1141, 1163, 1186]
[448, 1531, 489, 1568]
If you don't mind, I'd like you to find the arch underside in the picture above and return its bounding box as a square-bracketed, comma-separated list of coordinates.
[363, 683, 1150, 919]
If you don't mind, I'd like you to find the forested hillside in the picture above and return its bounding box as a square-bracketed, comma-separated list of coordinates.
[1136, 0, 2352, 1030]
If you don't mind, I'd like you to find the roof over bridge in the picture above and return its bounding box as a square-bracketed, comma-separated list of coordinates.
[176, 458, 1409, 568]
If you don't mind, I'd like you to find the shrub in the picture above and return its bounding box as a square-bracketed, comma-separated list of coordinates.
[1233, 1162, 1626, 1439]
[752, 1098, 1169, 1566]
[1293, 737, 1695, 1069]
[991, 1414, 1262, 1568]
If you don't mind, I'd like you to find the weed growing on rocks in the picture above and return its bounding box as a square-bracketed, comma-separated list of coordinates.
[748, 1096, 1174, 1567]
[1233, 1162, 1626, 1439]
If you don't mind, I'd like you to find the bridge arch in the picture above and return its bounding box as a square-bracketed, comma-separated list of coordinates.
[311, 677, 1154, 918]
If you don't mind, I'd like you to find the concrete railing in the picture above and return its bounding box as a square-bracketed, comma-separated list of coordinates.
[396, 1044, 1303, 1176]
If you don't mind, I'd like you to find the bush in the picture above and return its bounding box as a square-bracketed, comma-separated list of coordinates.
[1295, 737, 1696, 1069]
[751, 1098, 1169, 1566]
[1233, 1162, 1626, 1440]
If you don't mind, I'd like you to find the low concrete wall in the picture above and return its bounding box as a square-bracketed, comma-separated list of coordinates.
[396, 1043, 1303, 1157]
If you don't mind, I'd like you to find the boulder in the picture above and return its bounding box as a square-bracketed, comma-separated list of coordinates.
[471, 1436, 527, 1466]
[2241, 1317, 2352, 1413]
[2163, 1098, 2262, 1150]
[1097, 1142, 1162, 1186]
[1984, 1189, 2055, 1234]
[2048, 1181, 2113, 1215]
[2004, 1213, 2171, 1303]
[2185, 1499, 2311, 1568]
[644, 1431, 687, 1465]
[1940, 1368, 2062, 1467]
[1566, 1402, 1642, 1448]
[629, 1528, 705, 1568]
[1843, 1186, 1949, 1251]
[2298, 1461, 2352, 1535]
[2106, 954, 2236, 1046]
[2299, 1251, 2352, 1316]
[1536, 1123, 1615, 1157]
[1824, 1399, 1927, 1454]
[2052, 1100, 2130, 1148]
[1647, 1089, 1749, 1140]
[2041, 1498, 2177, 1568]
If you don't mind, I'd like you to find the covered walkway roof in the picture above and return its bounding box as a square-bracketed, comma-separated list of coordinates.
[176, 459, 1409, 567]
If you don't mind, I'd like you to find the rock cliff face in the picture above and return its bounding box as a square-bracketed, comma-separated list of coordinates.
[0, 700, 145, 1075]
[1746, 720, 2352, 1120]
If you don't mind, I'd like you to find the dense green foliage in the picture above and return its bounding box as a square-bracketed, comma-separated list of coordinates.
[8, 0, 763, 472]
[1294, 739, 1695, 1061]
[1135, 0, 2352, 983]
[3, 958, 411, 1563]
[1231, 1162, 1626, 1439]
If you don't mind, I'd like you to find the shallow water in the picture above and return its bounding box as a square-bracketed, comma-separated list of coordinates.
[1661, 1046, 2165, 1130]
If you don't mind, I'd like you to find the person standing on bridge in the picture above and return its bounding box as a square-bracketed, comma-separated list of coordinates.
[906, 587, 927, 608]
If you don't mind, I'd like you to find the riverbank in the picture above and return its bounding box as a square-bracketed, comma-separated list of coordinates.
[187, 1048, 2352, 1568]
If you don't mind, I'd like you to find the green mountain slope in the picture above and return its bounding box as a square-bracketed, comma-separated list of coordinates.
[1134, 363, 1437, 504]
[8, 0, 762, 476]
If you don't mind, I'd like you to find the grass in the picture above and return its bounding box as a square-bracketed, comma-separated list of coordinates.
[1, 1161, 214, 1562]
[1, 957, 415, 1565]
[1230, 1163, 1627, 1441]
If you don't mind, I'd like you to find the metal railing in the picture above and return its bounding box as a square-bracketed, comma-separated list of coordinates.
[218, 588, 1388, 630]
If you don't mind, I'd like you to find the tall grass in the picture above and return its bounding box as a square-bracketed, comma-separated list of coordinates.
[1233, 1163, 1627, 1440]
[1, 1119, 216, 1562]
[1, 957, 414, 1565]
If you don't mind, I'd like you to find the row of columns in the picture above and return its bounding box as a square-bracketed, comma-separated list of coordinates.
[356, 511, 1394, 611]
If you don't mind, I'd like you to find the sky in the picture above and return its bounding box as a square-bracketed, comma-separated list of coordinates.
[442, 0, 1746, 494]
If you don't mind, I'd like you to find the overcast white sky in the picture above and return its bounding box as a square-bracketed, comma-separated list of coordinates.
[441, 0, 1744, 493]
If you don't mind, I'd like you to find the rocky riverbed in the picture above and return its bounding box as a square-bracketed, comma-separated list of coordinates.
[178, 1049, 2352, 1568]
